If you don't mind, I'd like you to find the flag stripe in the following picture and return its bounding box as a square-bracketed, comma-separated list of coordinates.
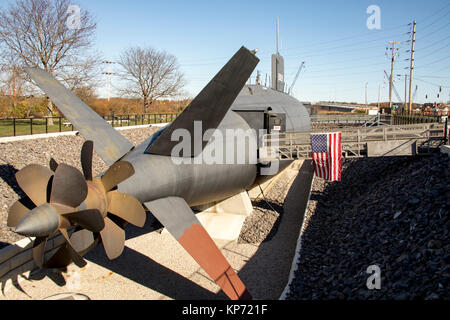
[311, 132, 342, 182]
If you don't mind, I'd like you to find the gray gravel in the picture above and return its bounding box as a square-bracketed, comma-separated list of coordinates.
[0, 127, 159, 248]
[238, 167, 291, 244]
[285, 152, 449, 300]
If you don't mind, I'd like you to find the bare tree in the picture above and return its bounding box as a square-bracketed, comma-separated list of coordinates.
[117, 46, 185, 113]
[0, 0, 100, 122]
[0, 54, 26, 108]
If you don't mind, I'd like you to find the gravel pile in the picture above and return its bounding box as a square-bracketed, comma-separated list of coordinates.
[238, 166, 295, 244]
[0, 127, 159, 248]
[285, 152, 449, 300]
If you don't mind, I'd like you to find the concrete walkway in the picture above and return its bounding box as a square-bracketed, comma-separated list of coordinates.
[0, 160, 314, 300]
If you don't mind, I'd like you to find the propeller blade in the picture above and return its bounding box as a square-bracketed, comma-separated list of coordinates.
[107, 191, 146, 227]
[44, 245, 72, 269]
[60, 229, 87, 268]
[70, 229, 95, 253]
[50, 164, 88, 208]
[100, 217, 125, 260]
[50, 203, 76, 215]
[45, 234, 99, 269]
[32, 237, 48, 268]
[49, 158, 58, 172]
[15, 164, 53, 207]
[64, 209, 105, 232]
[101, 161, 134, 192]
[7, 200, 33, 228]
[81, 141, 94, 181]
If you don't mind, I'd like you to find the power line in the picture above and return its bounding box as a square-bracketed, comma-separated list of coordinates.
[284, 44, 384, 60]
[415, 75, 450, 79]
[415, 54, 450, 68]
[415, 21, 450, 42]
[415, 77, 450, 88]
[420, 11, 450, 31]
[416, 2, 450, 23]
[284, 30, 408, 55]
[302, 61, 386, 74]
[414, 34, 450, 51]
[279, 54, 382, 72]
[417, 9, 450, 32]
[258, 24, 409, 55]
[179, 26, 408, 66]
[414, 42, 450, 60]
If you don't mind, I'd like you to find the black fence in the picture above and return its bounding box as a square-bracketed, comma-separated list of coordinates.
[0, 113, 180, 137]
[391, 114, 443, 125]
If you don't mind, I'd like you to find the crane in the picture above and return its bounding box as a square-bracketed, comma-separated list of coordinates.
[412, 85, 418, 101]
[288, 61, 305, 95]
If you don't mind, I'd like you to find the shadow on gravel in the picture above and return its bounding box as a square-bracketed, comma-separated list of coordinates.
[251, 200, 284, 243]
[235, 160, 315, 299]
[0, 164, 23, 197]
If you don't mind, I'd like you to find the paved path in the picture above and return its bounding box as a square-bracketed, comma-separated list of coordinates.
[0, 160, 314, 300]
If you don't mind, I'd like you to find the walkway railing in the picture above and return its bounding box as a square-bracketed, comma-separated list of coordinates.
[262, 123, 447, 160]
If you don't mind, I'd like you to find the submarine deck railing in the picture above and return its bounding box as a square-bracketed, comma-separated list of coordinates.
[261, 123, 447, 160]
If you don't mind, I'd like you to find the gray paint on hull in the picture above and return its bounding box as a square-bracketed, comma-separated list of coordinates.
[118, 111, 257, 206]
[118, 85, 311, 207]
[231, 85, 311, 132]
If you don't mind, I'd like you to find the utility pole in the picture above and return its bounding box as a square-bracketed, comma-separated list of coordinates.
[408, 20, 416, 115]
[102, 61, 116, 102]
[386, 41, 400, 111]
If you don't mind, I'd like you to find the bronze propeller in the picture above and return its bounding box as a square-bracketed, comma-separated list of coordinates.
[7, 140, 146, 268]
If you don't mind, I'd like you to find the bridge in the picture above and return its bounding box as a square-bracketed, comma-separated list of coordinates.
[303, 102, 362, 114]
[262, 122, 447, 160]
[310, 114, 387, 126]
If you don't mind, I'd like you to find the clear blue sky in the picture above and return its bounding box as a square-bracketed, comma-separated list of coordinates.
[13, 0, 450, 103]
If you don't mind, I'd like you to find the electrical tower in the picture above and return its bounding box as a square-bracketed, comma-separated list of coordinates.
[102, 61, 116, 102]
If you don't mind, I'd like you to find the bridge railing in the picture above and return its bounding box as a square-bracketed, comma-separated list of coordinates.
[310, 114, 377, 123]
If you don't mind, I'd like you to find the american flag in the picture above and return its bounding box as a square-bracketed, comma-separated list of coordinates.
[310, 132, 342, 181]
